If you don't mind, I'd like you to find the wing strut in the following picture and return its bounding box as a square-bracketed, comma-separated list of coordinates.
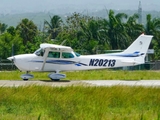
[41, 48, 49, 70]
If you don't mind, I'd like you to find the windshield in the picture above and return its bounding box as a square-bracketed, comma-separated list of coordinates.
[34, 48, 44, 56]
[74, 52, 81, 57]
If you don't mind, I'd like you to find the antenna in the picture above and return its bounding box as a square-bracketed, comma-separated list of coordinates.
[60, 40, 67, 45]
[138, 1, 142, 24]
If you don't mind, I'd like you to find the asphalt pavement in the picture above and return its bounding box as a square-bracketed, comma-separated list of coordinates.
[0, 80, 160, 87]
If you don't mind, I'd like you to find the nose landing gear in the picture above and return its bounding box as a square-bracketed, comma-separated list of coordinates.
[21, 71, 34, 81]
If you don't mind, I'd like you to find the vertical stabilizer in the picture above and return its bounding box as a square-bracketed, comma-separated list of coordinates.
[123, 34, 153, 64]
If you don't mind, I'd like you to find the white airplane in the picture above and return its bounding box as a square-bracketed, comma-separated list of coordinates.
[7, 34, 153, 81]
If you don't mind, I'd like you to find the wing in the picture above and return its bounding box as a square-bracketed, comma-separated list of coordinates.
[40, 43, 73, 51]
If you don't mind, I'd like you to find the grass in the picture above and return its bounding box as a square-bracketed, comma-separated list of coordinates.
[65, 70, 160, 80]
[0, 70, 160, 80]
[0, 85, 160, 119]
[0, 70, 160, 119]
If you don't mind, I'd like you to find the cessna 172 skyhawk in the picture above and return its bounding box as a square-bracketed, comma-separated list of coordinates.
[8, 34, 153, 81]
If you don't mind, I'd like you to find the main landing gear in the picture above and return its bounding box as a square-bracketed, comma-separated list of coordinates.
[48, 72, 66, 81]
[20, 71, 66, 81]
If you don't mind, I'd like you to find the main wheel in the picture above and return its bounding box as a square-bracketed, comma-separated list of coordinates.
[23, 79, 28, 81]
[51, 79, 60, 81]
[48, 73, 66, 81]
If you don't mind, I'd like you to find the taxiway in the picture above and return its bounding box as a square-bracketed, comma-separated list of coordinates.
[0, 80, 160, 87]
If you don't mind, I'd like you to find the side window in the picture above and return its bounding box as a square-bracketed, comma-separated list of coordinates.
[48, 51, 60, 58]
[62, 52, 74, 58]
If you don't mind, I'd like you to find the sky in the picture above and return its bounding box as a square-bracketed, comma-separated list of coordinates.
[0, 0, 160, 14]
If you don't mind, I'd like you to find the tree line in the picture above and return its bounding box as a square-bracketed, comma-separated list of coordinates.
[0, 10, 160, 60]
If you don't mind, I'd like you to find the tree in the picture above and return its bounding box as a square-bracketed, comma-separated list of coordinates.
[105, 10, 129, 50]
[145, 14, 160, 37]
[145, 14, 160, 59]
[7, 26, 16, 36]
[16, 18, 38, 45]
[16, 18, 38, 53]
[0, 33, 23, 59]
[126, 13, 144, 40]
[44, 15, 63, 40]
[57, 13, 90, 51]
[0, 22, 8, 35]
[79, 19, 103, 54]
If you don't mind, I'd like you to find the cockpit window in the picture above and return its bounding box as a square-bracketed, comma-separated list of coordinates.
[48, 51, 60, 58]
[75, 52, 81, 57]
[34, 48, 44, 56]
[62, 52, 74, 58]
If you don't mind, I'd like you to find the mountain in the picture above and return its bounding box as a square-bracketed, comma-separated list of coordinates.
[0, 0, 160, 27]
[0, 0, 160, 14]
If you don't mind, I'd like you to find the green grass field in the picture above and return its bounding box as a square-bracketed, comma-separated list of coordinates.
[0, 85, 160, 120]
[0, 70, 160, 120]
[0, 70, 160, 80]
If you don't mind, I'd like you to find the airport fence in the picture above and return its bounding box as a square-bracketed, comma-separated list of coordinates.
[0, 59, 17, 70]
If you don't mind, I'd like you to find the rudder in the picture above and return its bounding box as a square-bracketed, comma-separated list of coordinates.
[123, 34, 153, 64]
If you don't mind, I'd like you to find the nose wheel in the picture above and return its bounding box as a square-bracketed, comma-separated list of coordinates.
[21, 71, 34, 81]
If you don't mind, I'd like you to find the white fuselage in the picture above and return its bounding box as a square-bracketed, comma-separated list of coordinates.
[11, 52, 138, 72]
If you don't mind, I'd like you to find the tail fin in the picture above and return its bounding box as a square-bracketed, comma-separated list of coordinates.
[122, 34, 153, 64]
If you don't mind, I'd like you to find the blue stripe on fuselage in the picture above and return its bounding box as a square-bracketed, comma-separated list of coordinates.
[29, 60, 88, 66]
[110, 52, 144, 57]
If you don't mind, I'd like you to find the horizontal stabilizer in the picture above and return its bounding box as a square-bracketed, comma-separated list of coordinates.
[121, 60, 136, 64]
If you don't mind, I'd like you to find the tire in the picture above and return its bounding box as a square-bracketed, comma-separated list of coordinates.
[51, 79, 60, 81]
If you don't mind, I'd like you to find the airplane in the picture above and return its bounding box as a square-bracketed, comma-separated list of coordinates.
[7, 34, 153, 81]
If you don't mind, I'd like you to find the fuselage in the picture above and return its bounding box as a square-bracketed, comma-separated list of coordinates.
[9, 52, 138, 72]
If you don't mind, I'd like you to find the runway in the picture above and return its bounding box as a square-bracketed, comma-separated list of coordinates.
[0, 80, 160, 87]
